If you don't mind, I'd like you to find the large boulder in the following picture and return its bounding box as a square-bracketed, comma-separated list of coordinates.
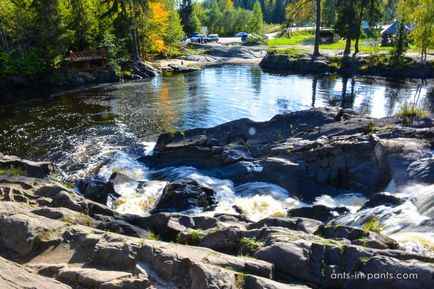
[153, 178, 217, 212]
[288, 205, 349, 223]
[131, 61, 159, 78]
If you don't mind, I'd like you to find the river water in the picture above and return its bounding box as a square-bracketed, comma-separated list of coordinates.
[1, 64, 433, 252]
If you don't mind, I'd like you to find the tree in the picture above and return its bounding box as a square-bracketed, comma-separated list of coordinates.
[285, 0, 321, 56]
[250, 0, 264, 33]
[313, 0, 321, 56]
[334, 0, 359, 56]
[399, 0, 434, 63]
[391, 20, 407, 65]
[69, 0, 99, 50]
[353, 0, 382, 55]
[180, 0, 195, 33]
[208, 1, 223, 33]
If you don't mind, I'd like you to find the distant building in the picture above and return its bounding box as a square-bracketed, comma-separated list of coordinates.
[319, 30, 340, 44]
[380, 21, 411, 46]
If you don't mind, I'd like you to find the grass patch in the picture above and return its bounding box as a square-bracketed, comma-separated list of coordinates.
[240, 237, 265, 254]
[189, 230, 202, 245]
[397, 103, 429, 125]
[62, 217, 75, 226]
[362, 217, 383, 234]
[146, 231, 160, 241]
[268, 47, 309, 55]
[268, 30, 314, 46]
[75, 213, 92, 227]
[366, 123, 380, 133]
[235, 272, 246, 289]
[359, 256, 372, 264]
[50, 172, 75, 189]
[38, 229, 53, 241]
[0, 165, 26, 176]
[168, 128, 185, 138]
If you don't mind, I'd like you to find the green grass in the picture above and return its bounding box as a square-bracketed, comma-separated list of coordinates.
[146, 231, 160, 241]
[366, 123, 380, 133]
[0, 165, 26, 176]
[240, 237, 265, 253]
[268, 31, 314, 47]
[359, 256, 372, 264]
[398, 103, 429, 119]
[315, 238, 345, 253]
[168, 128, 185, 138]
[189, 230, 202, 245]
[235, 272, 246, 289]
[268, 47, 310, 55]
[362, 217, 383, 234]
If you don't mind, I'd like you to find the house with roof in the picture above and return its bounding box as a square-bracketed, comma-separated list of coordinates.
[381, 20, 412, 46]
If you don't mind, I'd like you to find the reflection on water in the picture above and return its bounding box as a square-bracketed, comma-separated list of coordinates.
[0, 65, 433, 177]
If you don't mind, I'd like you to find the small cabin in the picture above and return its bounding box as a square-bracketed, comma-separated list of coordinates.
[319, 30, 340, 44]
[381, 21, 411, 46]
[68, 49, 107, 72]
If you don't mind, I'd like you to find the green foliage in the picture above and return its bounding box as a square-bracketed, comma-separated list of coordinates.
[268, 30, 314, 46]
[146, 231, 160, 240]
[362, 217, 383, 233]
[235, 272, 246, 289]
[99, 32, 128, 75]
[391, 21, 408, 66]
[366, 123, 380, 133]
[268, 47, 309, 55]
[250, 1, 265, 33]
[189, 230, 202, 245]
[0, 165, 26, 176]
[239, 237, 265, 253]
[398, 0, 434, 63]
[0, 0, 183, 77]
[397, 102, 429, 125]
[359, 256, 372, 264]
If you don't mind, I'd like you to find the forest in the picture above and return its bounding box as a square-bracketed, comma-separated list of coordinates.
[0, 0, 433, 78]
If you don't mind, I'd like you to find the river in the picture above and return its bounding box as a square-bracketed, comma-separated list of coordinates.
[1, 64, 432, 179]
[1, 65, 433, 252]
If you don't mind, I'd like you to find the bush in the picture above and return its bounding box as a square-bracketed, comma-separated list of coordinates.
[0, 48, 51, 77]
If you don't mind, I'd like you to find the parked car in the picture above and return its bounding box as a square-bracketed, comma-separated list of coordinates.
[204, 34, 219, 43]
[235, 32, 248, 37]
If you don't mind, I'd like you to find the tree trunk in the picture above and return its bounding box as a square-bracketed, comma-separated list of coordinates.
[344, 36, 351, 56]
[354, 6, 364, 56]
[129, 0, 140, 62]
[313, 0, 321, 57]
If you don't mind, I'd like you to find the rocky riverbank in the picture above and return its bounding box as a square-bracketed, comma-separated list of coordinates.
[0, 45, 266, 92]
[260, 53, 434, 78]
[1, 108, 433, 288]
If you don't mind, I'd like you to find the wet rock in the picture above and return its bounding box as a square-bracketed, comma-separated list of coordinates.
[153, 178, 217, 212]
[167, 64, 200, 73]
[288, 205, 349, 223]
[376, 138, 433, 186]
[92, 69, 119, 83]
[131, 61, 159, 78]
[360, 192, 405, 210]
[0, 154, 57, 178]
[77, 179, 107, 204]
[78, 173, 137, 205]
